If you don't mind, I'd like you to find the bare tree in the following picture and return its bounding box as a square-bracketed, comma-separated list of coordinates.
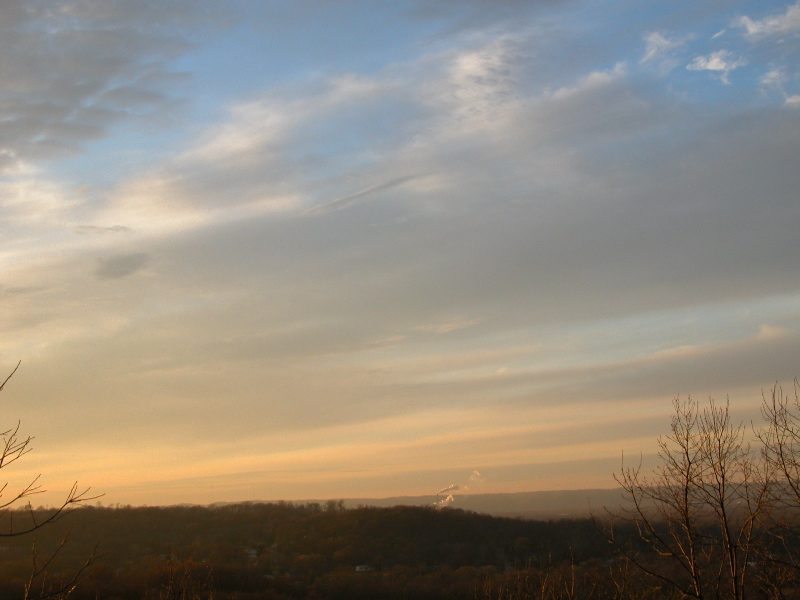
[758, 380, 800, 576]
[0, 362, 99, 599]
[605, 396, 771, 600]
[760, 381, 800, 509]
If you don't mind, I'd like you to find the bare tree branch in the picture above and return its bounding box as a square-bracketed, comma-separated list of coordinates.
[600, 396, 772, 600]
[0, 360, 21, 392]
[0, 361, 100, 598]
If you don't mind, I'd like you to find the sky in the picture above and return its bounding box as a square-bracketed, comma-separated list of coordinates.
[0, 0, 799, 507]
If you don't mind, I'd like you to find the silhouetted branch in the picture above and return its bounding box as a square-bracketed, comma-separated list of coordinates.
[0, 361, 100, 598]
[0, 360, 21, 392]
[23, 534, 99, 600]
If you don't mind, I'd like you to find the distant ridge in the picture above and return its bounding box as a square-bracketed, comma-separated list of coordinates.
[340, 488, 628, 518]
[215, 488, 630, 519]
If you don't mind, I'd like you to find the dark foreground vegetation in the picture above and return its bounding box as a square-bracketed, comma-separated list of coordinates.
[0, 492, 800, 600]
[0, 502, 619, 600]
[4, 488, 800, 600]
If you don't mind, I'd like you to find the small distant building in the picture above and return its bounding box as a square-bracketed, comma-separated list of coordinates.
[355, 565, 374, 573]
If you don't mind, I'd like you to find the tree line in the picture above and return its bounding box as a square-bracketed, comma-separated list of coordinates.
[0, 502, 614, 599]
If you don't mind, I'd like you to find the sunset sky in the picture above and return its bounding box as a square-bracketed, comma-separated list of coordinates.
[1, 0, 799, 507]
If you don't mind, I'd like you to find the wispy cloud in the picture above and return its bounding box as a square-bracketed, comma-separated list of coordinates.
[736, 1, 800, 40]
[305, 175, 419, 215]
[0, 1, 221, 173]
[640, 31, 690, 72]
[74, 225, 132, 236]
[94, 253, 149, 280]
[686, 49, 747, 83]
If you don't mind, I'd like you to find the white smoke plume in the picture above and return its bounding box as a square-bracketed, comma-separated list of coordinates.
[433, 494, 455, 509]
[432, 471, 486, 509]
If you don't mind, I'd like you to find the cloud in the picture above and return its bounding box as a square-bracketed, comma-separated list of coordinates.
[445, 34, 521, 118]
[686, 49, 747, 83]
[759, 68, 800, 105]
[74, 225, 132, 235]
[98, 72, 405, 231]
[0, 0, 221, 173]
[374, 321, 800, 417]
[305, 175, 419, 215]
[3, 1, 800, 504]
[553, 62, 628, 95]
[86, 27, 799, 367]
[0, 164, 82, 230]
[94, 32, 534, 232]
[413, 318, 479, 335]
[761, 67, 789, 89]
[737, 1, 800, 40]
[94, 253, 149, 280]
[640, 31, 688, 68]
[0, 285, 43, 297]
